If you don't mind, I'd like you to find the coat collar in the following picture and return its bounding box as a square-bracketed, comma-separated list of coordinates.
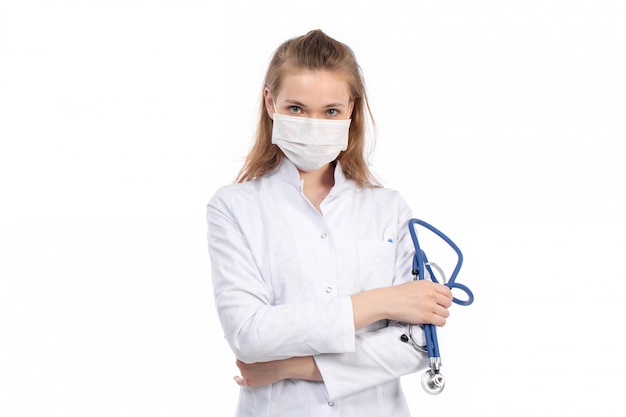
[271, 158, 352, 194]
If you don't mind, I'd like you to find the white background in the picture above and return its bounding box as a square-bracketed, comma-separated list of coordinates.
[1, 1, 625, 416]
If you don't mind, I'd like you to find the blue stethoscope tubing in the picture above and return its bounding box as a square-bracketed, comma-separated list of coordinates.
[407, 218, 474, 394]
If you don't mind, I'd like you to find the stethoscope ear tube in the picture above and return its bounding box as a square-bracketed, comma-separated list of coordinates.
[408, 218, 473, 305]
[448, 281, 474, 306]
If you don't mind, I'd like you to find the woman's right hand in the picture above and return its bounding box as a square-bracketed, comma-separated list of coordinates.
[351, 280, 453, 330]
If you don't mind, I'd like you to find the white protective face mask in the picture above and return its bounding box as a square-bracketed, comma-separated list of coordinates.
[271, 111, 351, 172]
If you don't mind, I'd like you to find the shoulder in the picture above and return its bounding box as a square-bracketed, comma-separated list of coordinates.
[358, 184, 406, 202]
[208, 180, 262, 210]
[353, 184, 413, 215]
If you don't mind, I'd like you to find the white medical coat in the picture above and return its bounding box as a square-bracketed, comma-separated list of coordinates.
[206, 159, 428, 417]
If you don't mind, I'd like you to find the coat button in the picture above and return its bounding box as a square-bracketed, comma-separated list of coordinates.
[325, 286, 332, 293]
[328, 401, 335, 407]
[320, 233, 328, 239]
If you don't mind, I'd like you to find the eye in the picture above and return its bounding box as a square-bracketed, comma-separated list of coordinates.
[326, 109, 338, 117]
[288, 106, 302, 114]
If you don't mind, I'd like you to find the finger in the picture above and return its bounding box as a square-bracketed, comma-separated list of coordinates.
[423, 312, 446, 327]
[233, 376, 247, 386]
[434, 303, 450, 319]
[435, 292, 453, 308]
[434, 284, 453, 299]
[439, 296, 453, 309]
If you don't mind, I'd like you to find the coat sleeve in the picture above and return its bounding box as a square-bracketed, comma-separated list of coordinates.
[314, 323, 428, 401]
[207, 186, 356, 363]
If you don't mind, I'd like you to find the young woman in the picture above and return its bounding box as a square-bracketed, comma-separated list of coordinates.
[206, 29, 452, 417]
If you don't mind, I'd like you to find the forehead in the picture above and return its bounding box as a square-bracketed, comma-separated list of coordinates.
[277, 68, 352, 104]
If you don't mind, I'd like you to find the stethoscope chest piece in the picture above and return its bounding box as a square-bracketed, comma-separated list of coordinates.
[421, 368, 445, 395]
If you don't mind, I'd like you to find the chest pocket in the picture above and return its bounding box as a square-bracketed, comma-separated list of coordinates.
[356, 240, 396, 290]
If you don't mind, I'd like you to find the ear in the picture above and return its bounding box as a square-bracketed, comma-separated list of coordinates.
[347, 99, 355, 118]
[264, 87, 275, 120]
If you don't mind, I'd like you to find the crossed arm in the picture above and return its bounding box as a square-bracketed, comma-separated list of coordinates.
[234, 280, 452, 387]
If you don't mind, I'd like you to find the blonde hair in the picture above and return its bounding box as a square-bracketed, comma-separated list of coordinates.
[235, 29, 380, 187]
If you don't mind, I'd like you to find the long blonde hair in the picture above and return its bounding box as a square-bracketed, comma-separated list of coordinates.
[235, 29, 380, 187]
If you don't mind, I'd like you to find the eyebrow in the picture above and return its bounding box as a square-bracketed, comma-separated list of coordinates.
[283, 99, 346, 108]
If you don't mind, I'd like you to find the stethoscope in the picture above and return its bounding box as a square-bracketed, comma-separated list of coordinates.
[401, 218, 474, 395]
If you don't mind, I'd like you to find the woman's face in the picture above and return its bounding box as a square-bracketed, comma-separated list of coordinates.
[265, 69, 354, 121]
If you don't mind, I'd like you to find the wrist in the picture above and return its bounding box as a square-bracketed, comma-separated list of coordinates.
[286, 356, 322, 382]
[351, 287, 390, 329]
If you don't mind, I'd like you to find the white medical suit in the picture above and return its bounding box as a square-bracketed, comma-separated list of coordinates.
[206, 159, 428, 417]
